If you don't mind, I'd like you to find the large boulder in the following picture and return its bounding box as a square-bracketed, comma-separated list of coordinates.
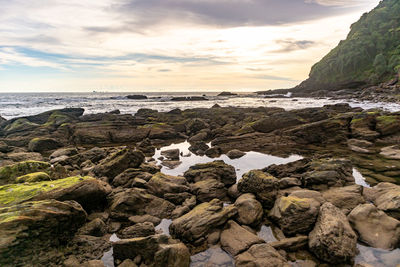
[28, 137, 62, 152]
[170, 199, 237, 243]
[191, 179, 227, 203]
[93, 148, 145, 179]
[187, 118, 208, 135]
[221, 220, 264, 256]
[234, 193, 263, 226]
[184, 160, 236, 186]
[109, 188, 175, 219]
[348, 203, 400, 250]
[322, 185, 365, 214]
[235, 243, 290, 267]
[146, 173, 190, 198]
[0, 176, 111, 212]
[113, 234, 190, 267]
[238, 170, 279, 209]
[363, 182, 400, 220]
[375, 115, 400, 136]
[0, 200, 87, 266]
[0, 160, 51, 185]
[308, 202, 358, 264]
[251, 112, 303, 133]
[269, 195, 320, 236]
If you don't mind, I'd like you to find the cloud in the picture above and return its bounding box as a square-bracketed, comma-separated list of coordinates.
[305, 0, 372, 7]
[274, 39, 317, 53]
[252, 74, 299, 82]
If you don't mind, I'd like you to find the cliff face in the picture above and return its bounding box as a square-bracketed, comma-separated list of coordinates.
[296, 0, 400, 92]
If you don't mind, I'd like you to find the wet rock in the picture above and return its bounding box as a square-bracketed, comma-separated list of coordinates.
[127, 95, 148, 100]
[363, 182, 400, 219]
[235, 243, 290, 267]
[112, 169, 152, 188]
[109, 188, 175, 219]
[113, 234, 190, 267]
[234, 193, 263, 226]
[205, 146, 222, 158]
[0, 160, 51, 185]
[171, 96, 208, 102]
[15, 171, 51, 183]
[170, 199, 237, 243]
[269, 236, 308, 252]
[226, 149, 246, 159]
[221, 220, 264, 256]
[308, 202, 357, 264]
[380, 145, 400, 160]
[238, 170, 279, 209]
[28, 137, 62, 152]
[164, 192, 193, 205]
[322, 185, 365, 214]
[146, 172, 189, 198]
[0, 200, 87, 266]
[161, 149, 180, 160]
[350, 115, 380, 141]
[93, 148, 145, 179]
[129, 214, 161, 226]
[188, 141, 209, 155]
[375, 115, 400, 136]
[218, 91, 238, 96]
[78, 218, 107, 237]
[252, 112, 303, 133]
[348, 203, 400, 250]
[187, 118, 209, 135]
[278, 177, 301, 189]
[228, 184, 241, 199]
[184, 160, 236, 186]
[191, 178, 227, 203]
[0, 141, 11, 153]
[269, 196, 320, 236]
[118, 222, 155, 239]
[118, 259, 137, 267]
[136, 139, 155, 155]
[171, 195, 197, 219]
[161, 160, 182, 169]
[188, 131, 208, 142]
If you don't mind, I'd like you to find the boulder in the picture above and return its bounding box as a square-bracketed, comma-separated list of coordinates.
[50, 147, 78, 160]
[269, 236, 308, 252]
[78, 218, 107, 237]
[93, 148, 145, 179]
[188, 141, 209, 154]
[112, 169, 152, 188]
[127, 95, 148, 100]
[187, 118, 208, 135]
[234, 193, 263, 226]
[380, 145, 400, 160]
[191, 179, 227, 203]
[161, 149, 180, 160]
[235, 243, 290, 267]
[146, 173, 189, 198]
[269, 196, 320, 235]
[109, 188, 175, 219]
[0, 200, 86, 266]
[278, 177, 301, 189]
[348, 203, 400, 250]
[226, 149, 246, 159]
[0, 141, 11, 153]
[308, 202, 358, 264]
[28, 137, 62, 152]
[205, 146, 222, 158]
[118, 222, 155, 239]
[375, 115, 400, 136]
[170, 199, 237, 243]
[15, 171, 51, 183]
[0, 160, 51, 185]
[363, 182, 400, 220]
[252, 112, 303, 133]
[238, 170, 279, 209]
[221, 220, 264, 256]
[0, 176, 110, 212]
[113, 234, 190, 267]
[347, 139, 374, 154]
[184, 160, 236, 186]
[322, 185, 365, 214]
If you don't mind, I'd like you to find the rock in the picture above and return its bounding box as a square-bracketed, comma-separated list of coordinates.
[188, 131, 208, 142]
[191, 179, 227, 203]
[380, 145, 400, 160]
[83, 260, 105, 267]
[308, 202, 357, 264]
[228, 184, 241, 199]
[146, 172, 189, 198]
[28, 137, 62, 152]
[137, 139, 155, 155]
[322, 185, 365, 214]
[278, 177, 301, 189]
[161, 160, 182, 169]
[0, 200, 86, 266]
[269, 196, 320, 235]
[170, 199, 237, 243]
[78, 218, 107, 237]
[171, 96, 208, 102]
[252, 112, 303, 133]
[109, 188, 175, 219]
[188, 141, 209, 154]
[205, 146, 222, 158]
[218, 91, 238, 96]
[93, 148, 145, 179]
[235, 243, 290, 267]
[269, 236, 308, 252]
[0, 160, 51, 185]
[15, 171, 51, 183]
[161, 149, 180, 160]
[350, 115, 380, 141]
[348, 203, 400, 250]
[113, 234, 190, 267]
[127, 95, 148, 100]
[129, 215, 161, 226]
[238, 170, 279, 209]
[347, 139, 374, 154]
[286, 189, 325, 205]
[112, 169, 152, 188]
[50, 147, 78, 159]
[6, 152, 44, 162]
[226, 149, 246, 159]
[187, 118, 209, 135]
[0, 176, 110, 212]
[221, 220, 264, 256]
[234, 193, 263, 226]
[118, 222, 155, 239]
[184, 160, 236, 186]
[375, 115, 400, 136]
[0, 141, 11, 153]
[118, 259, 137, 267]
[363, 182, 400, 219]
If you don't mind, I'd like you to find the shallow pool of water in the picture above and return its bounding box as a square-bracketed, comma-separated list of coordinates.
[155, 219, 172, 236]
[355, 244, 400, 267]
[190, 246, 234, 267]
[153, 141, 303, 179]
[353, 168, 370, 187]
[101, 234, 121, 267]
[257, 225, 277, 243]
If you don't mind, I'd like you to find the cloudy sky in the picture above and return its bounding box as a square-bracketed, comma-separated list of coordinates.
[0, 0, 380, 92]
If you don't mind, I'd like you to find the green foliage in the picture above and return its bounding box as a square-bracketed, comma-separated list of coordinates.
[308, 0, 400, 86]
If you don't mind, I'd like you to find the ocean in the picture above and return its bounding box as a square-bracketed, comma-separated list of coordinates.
[1, 92, 400, 119]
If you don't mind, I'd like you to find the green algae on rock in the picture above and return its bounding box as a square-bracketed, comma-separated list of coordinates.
[0, 160, 51, 185]
[15, 171, 51, 183]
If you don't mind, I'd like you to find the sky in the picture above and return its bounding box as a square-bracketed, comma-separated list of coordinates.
[0, 0, 381, 92]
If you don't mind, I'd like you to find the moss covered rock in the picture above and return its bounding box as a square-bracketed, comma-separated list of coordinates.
[15, 172, 51, 183]
[0, 161, 51, 185]
[183, 160, 236, 186]
[28, 137, 62, 152]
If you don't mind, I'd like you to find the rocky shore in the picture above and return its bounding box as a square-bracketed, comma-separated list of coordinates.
[0, 103, 400, 266]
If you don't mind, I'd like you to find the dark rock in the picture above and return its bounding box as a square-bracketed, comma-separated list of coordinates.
[28, 137, 62, 152]
[252, 112, 303, 133]
[205, 146, 222, 158]
[234, 193, 263, 226]
[184, 160, 236, 186]
[78, 218, 107, 237]
[170, 96, 208, 101]
[188, 141, 209, 154]
[146, 172, 190, 198]
[191, 178, 227, 203]
[127, 95, 148, 100]
[118, 222, 155, 239]
[226, 149, 246, 159]
[160, 149, 180, 160]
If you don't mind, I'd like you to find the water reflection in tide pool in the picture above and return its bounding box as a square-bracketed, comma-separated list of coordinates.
[101, 234, 121, 267]
[190, 246, 234, 267]
[154, 141, 303, 179]
[356, 244, 400, 267]
[257, 225, 277, 243]
[353, 168, 370, 188]
[155, 219, 172, 236]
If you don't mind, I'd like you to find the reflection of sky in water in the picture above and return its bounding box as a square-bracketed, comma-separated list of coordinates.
[257, 225, 277, 243]
[154, 141, 303, 179]
[155, 219, 172, 236]
[190, 246, 234, 267]
[352, 168, 370, 187]
[101, 234, 121, 267]
[356, 244, 400, 267]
